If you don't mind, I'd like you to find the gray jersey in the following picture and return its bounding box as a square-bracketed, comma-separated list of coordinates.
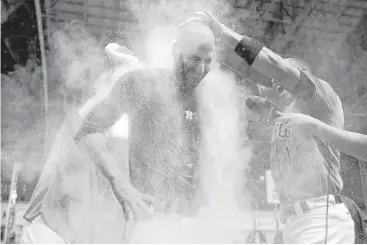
[270, 70, 344, 204]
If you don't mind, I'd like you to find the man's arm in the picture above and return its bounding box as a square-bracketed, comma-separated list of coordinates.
[190, 11, 316, 101]
[76, 68, 135, 139]
[221, 27, 300, 87]
[194, 12, 342, 125]
[78, 133, 134, 199]
[220, 28, 341, 124]
[78, 132, 157, 220]
[277, 112, 367, 162]
[219, 26, 317, 101]
[217, 43, 274, 89]
[314, 121, 367, 162]
[74, 68, 159, 217]
[74, 70, 134, 214]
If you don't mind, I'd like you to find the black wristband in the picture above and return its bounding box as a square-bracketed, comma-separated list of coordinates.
[234, 36, 264, 66]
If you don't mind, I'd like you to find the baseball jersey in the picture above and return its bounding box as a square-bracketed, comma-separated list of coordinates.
[270, 70, 344, 204]
[75, 67, 202, 212]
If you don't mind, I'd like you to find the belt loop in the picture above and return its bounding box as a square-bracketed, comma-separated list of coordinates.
[294, 201, 303, 215]
[300, 201, 310, 213]
[333, 194, 343, 204]
[279, 206, 287, 224]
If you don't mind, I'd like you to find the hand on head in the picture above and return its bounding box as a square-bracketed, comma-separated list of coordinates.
[182, 11, 224, 40]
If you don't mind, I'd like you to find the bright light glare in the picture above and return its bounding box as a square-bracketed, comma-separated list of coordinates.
[144, 26, 175, 68]
[110, 114, 129, 139]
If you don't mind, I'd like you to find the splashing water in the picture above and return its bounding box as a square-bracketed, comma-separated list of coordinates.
[41, 0, 254, 242]
[129, 61, 253, 243]
[125, 2, 254, 241]
[143, 26, 176, 69]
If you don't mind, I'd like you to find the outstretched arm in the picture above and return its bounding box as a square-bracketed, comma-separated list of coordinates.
[277, 112, 367, 162]
[190, 11, 316, 101]
[313, 121, 367, 162]
[219, 27, 302, 95]
[189, 11, 343, 127]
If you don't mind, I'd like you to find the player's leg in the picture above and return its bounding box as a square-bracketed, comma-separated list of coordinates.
[282, 198, 354, 243]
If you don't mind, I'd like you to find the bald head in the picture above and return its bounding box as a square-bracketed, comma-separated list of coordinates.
[173, 22, 215, 92]
[176, 22, 215, 50]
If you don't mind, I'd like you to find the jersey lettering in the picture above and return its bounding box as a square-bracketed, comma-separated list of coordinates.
[273, 122, 291, 140]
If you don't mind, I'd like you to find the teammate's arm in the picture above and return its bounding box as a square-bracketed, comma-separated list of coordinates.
[190, 11, 345, 127]
[221, 29, 302, 93]
[314, 123, 367, 162]
[191, 11, 315, 101]
[277, 112, 367, 162]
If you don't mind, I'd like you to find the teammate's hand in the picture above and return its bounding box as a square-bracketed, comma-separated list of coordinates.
[183, 11, 224, 40]
[275, 112, 319, 138]
[245, 95, 282, 125]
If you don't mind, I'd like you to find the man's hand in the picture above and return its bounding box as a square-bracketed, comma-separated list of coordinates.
[275, 112, 319, 138]
[183, 11, 224, 40]
[111, 177, 162, 221]
[245, 95, 282, 125]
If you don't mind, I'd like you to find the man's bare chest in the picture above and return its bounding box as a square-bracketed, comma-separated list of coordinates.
[130, 86, 200, 150]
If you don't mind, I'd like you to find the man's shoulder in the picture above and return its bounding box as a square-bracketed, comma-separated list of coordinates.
[296, 77, 343, 127]
[109, 66, 155, 94]
[299, 75, 339, 106]
[117, 67, 171, 91]
[316, 78, 340, 104]
[123, 66, 168, 79]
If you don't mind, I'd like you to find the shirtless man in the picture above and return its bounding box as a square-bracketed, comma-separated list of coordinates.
[22, 21, 216, 243]
[22, 21, 216, 244]
[188, 11, 355, 244]
[75, 20, 216, 214]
